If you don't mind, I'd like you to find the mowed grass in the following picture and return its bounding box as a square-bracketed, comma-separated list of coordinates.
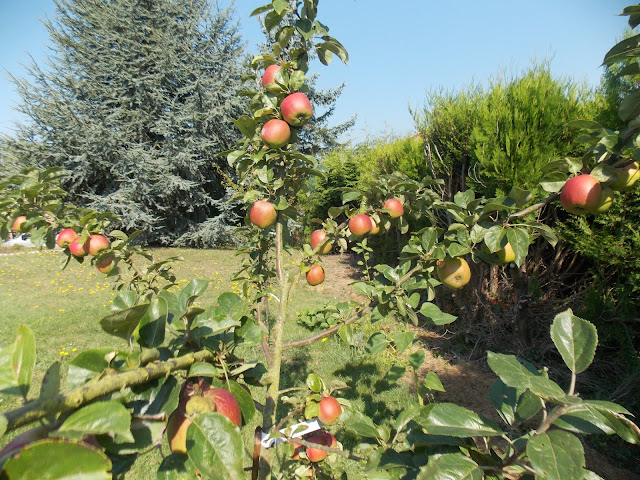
[0, 247, 415, 478]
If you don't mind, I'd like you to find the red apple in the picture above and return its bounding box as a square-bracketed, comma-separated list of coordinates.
[11, 216, 26, 232]
[318, 396, 342, 425]
[261, 64, 281, 86]
[166, 411, 191, 454]
[250, 200, 277, 229]
[291, 441, 303, 460]
[305, 430, 336, 462]
[96, 253, 115, 274]
[204, 388, 242, 428]
[261, 119, 291, 148]
[68, 238, 89, 257]
[369, 218, 381, 235]
[310, 229, 332, 255]
[306, 265, 325, 286]
[281, 92, 313, 127]
[56, 228, 77, 248]
[88, 234, 109, 256]
[348, 214, 373, 237]
[560, 174, 603, 215]
[383, 198, 404, 218]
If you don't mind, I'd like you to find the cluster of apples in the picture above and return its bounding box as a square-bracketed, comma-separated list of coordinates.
[304, 198, 405, 288]
[560, 160, 640, 215]
[260, 64, 313, 149]
[166, 379, 242, 454]
[56, 228, 114, 273]
[292, 395, 342, 464]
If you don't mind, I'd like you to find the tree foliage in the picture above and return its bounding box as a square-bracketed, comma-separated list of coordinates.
[1, 0, 246, 246]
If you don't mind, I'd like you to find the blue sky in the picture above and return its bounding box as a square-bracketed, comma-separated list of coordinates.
[0, 1, 633, 143]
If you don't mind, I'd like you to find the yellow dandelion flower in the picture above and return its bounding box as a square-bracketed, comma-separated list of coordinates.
[322, 338, 328, 342]
[71, 348, 77, 352]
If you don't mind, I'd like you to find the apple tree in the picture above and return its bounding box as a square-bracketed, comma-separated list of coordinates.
[0, 1, 640, 480]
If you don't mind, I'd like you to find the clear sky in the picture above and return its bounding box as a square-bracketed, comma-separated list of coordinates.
[0, 0, 633, 143]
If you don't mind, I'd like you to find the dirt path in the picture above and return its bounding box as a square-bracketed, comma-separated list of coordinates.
[325, 253, 639, 480]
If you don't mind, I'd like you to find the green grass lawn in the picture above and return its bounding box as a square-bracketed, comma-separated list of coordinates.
[0, 247, 414, 478]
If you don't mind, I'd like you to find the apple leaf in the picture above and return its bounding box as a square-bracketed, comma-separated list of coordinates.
[417, 453, 482, 480]
[0, 324, 36, 397]
[550, 309, 597, 375]
[483, 225, 507, 252]
[186, 413, 244, 480]
[506, 227, 529, 268]
[416, 403, 503, 437]
[137, 296, 168, 348]
[1, 439, 112, 479]
[57, 401, 134, 443]
[100, 303, 150, 341]
[385, 364, 406, 384]
[419, 302, 456, 326]
[526, 430, 585, 480]
[228, 380, 256, 424]
[487, 352, 565, 400]
[424, 371, 445, 392]
[393, 330, 414, 353]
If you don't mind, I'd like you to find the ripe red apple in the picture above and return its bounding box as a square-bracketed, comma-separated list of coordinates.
[204, 388, 242, 428]
[167, 384, 241, 454]
[310, 229, 332, 254]
[261, 64, 281, 86]
[281, 92, 313, 127]
[305, 430, 336, 462]
[87, 234, 109, 256]
[306, 265, 325, 286]
[610, 160, 640, 191]
[11, 216, 26, 232]
[96, 253, 115, 274]
[56, 228, 77, 248]
[291, 441, 303, 460]
[348, 214, 373, 238]
[383, 198, 404, 218]
[68, 238, 89, 257]
[560, 174, 602, 215]
[318, 396, 342, 425]
[261, 119, 291, 148]
[437, 257, 471, 289]
[250, 200, 277, 229]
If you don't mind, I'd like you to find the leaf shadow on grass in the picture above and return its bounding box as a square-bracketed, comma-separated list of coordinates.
[333, 360, 397, 425]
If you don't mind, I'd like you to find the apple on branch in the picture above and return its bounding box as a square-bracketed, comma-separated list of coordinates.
[56, 228, 77, 248]
[310, 229, 332, 255]
[383, 198, 404, 218]
[261, 64, 281, 86]
[261, 119, 291, 149]
[281, 92, 313, 127]
[87, 234, 110, 256]
[68, 238, 89, 257]
[437, 257, 471, 289]
[610, 160, 640, 192]
[11, 216, 26, 233]
[560, 174, 602, 215]
[318, 395, 342, 425]
[306, 265, 325, 286]
[250, 200, 277, 229]
[348, 214, 373, 238]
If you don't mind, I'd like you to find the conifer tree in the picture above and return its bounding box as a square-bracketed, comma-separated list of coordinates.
[1, 0, 246, 245]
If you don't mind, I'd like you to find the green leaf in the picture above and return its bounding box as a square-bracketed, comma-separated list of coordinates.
[341, 189, 362, 204]
[100, 304, 150, 341]
[1, 439, 111, 479]
[424, 371, 445, 392]
[384, 364, 406, 384]
[365, 332, 389, 354]
[272, 0, 289, 15]
[417, 453, 482, 480]
[488, 379, 517, 425]
[454, 189, 475, 208]
[483, 225, 506, 252]
[289, 70, 305, 90]
[416, 403, 503, 437]
[506, 228, 529, 268]
[228, 380, 256, 424]
[6, 325, 36, 397]
[550, 309, 598, 374]
[66, 347, 119, 389]
[57, 401, 134, 443]
[187, 362, 219, 378]
[342, 409, 383, 439]
[408, 350, 425, 370]
[487, 352, 566, 400]
[527, 430, 585, 480]
[178, 279, 209, 313]
[393, 331, 414, 353]
[99, 417, 165, 455]
[419, 302, 456, 325]
[186, 413, 244, 480]
[233, 115, 256, 138]
[306, 373, 323, 393]
[137, 296, 168, 348]
[40, 361, 61, 401]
